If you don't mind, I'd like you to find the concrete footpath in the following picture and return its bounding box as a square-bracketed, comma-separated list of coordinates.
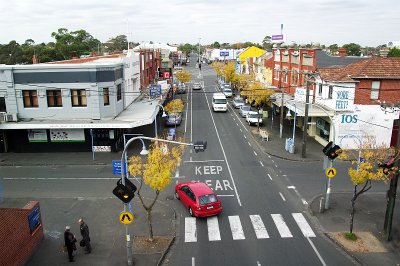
[1, 116, 400, 265]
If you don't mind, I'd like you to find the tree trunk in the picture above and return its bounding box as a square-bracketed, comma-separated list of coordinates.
[147, 209, 154, 241]
[349, 185, 357, 234]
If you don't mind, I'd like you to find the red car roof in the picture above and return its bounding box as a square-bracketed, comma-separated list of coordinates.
[178, 181, 214, 196]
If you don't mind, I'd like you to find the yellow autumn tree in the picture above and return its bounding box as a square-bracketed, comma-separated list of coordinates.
[174, 68, 192, 84]
[223, 61, 239, 84]
[211, 62, 224, 77]
[128, 140, 185, 240]
[338, 135, 398, 235]
[164, 99, 184, 114]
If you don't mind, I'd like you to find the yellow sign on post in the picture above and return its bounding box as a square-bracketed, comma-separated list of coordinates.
[326, 167, 337, 178]
[119, 211, 134, 225]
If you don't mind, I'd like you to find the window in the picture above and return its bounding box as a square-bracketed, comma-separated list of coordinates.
[371, 81, 380, 99]
[328, 85, 333, 99]
[71, 89, 87, 107]
[117, 84, 122, 101]
[47, 90, 62, 107]
[103, 88, 110, 106]
[23, 90, 38, 108]
[318, 84, 323, 95]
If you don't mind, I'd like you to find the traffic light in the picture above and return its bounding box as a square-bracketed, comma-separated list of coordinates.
[322, 141, 342, 160]
[112, 178, 137, 203]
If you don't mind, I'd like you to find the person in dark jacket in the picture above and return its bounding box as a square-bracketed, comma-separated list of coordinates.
[78, 218, 92, 253]
[64, 226, 76, 262]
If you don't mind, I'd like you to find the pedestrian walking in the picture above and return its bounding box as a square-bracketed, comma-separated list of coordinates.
[78, 218, 92, 254]
[64, 226, 76, 262]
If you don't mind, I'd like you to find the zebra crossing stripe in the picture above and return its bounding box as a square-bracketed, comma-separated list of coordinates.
[228, 216, 245, 240]
[271, 214, 293, 238]
[249, 215, 269, 239]
[185, 217, 197, 242]
[292, 213, 316, 237]
[207, 216, 221, 241]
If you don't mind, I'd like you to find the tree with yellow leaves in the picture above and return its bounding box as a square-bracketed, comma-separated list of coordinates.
[174, 68, 192, 84]
[338, 135, 398, 235]
[164, 99, 184, 114]
[128, 140, 185, 241]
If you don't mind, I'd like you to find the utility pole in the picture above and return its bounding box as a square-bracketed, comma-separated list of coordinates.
[383, 118, 400, 241]
[279, 69, 286, 138]
[302, 77, 311, 158]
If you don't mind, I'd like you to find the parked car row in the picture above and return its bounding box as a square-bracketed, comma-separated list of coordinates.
[232, 96, 263, 126]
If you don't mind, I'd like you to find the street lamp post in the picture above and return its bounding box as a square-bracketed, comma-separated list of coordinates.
[119, 136, 206, 265]
[198, 38, 202, 78]
[154, 104, 167, 139]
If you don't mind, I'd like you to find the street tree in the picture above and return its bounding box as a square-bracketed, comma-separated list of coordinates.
[211, 62, 224, 77]
[128, 141, 185, 241]
[174, 68, 192, 84]
[240, 81, 275, 130]
[262, 36, 273, 51]
[164, 99, 184, 114]
[213, 41, 221, 48]
[328, 44, 339, 55]
[339, 136, 398, 236]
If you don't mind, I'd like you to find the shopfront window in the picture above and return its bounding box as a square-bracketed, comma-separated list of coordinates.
[316, 118, 330, 141]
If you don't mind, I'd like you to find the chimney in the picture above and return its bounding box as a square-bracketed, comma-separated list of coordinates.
[338, 48, 347, 57]
[32, 54, 39, 64]
[379, 48, 390, 58]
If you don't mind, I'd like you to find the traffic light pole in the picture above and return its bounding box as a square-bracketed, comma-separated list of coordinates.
[119, 136, 204, 266]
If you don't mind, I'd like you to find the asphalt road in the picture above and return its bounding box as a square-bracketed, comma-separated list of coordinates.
[164, 59, 356, 266]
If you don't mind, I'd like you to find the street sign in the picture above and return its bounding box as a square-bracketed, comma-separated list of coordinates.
[149, 84, 162, 98]
[112, 160, 127, 175]
[119, 211, 134, 225]
[325, 167, 337, 178]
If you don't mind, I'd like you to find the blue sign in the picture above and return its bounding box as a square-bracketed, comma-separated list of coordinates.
[28, 207, 41, 234]
[220, 51, 229, 57]
[112, 160, 127, 175]
[149, 84, 162, 98]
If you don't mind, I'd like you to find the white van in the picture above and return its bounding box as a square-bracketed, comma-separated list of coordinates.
[212, 93, 227, 112]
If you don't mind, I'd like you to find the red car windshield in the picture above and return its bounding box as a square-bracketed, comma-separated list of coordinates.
[199, 194, 217, 205]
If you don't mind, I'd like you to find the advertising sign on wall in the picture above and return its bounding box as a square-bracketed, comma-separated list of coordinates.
[50, 129, 85, 142]
[28, 130, 48, 142]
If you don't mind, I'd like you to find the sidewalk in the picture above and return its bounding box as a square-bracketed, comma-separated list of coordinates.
[1, 115, 399, 265]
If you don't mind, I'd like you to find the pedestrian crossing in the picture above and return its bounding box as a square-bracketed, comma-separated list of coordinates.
[184, 213, 316, 243]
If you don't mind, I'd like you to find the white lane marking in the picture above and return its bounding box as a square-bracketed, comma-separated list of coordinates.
[217, 194, 235, 197]
[253, 151, 258, 156]
[207, 216, 221, 241]
[307, 237, 327, 266]
[183, 159, 225, 163]
[249, 215, 269, 239]
[248, 142, 251, 146]
[228, 216, 245, 240]
[244, 135, 247, 139]
[257, 261, 261, 266]
[192, 257, 195, 266]
[236, 123, 239, 126]
[292, 213, 316, 237]
[279, 192, 286, 201]
[185, 91, 189, 133]
[259, 161, 264, 167]
[240, 128, 242, 132]
[190, 85, 193, 142]
[267, 174, 272, 180]
[185, 217, 197, 242]
[287, 186, 309, 205]
[271, 214, 293, 238]
[204, 91, 242, 206]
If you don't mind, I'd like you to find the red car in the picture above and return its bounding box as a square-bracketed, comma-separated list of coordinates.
[175, 181, 223, 217]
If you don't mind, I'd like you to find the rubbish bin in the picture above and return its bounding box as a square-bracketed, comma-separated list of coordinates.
[289, 143, 295, 154]
[285, 138, 293, 151]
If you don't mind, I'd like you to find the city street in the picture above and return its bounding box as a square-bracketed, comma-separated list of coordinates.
[1, 58, 398, 266]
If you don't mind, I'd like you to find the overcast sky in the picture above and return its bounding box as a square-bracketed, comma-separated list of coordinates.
[1, 0, 399, 47]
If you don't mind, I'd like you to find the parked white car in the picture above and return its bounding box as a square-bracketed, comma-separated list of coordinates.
[232, 97, 244, 109]
[246, 111, 263, 126]
[223, 88, 233, 97]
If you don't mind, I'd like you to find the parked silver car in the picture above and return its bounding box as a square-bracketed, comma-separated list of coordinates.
[239, 105, 252, 117]
[193, 82, 202, 90]
[232, 97, 244, 109]
[165, 113, 182, 126]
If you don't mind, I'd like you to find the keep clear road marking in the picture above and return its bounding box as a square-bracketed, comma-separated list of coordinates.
[207, 216, 221, 241]
[185, 217, 197, 242]
[271, 214, 293, 238]
[204, 89, 242, 206]
[292, 213, 316, 237]
[228, 216, 245, 240]
[249, 215, 269, 239]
